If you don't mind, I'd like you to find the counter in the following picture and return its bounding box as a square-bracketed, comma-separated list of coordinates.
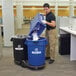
[60, 27, 76, 61]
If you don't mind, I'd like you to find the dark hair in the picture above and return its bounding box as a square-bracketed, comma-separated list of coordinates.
[43, 3, 50, 8]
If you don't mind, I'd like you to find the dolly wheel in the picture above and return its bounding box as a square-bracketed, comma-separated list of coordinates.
[14, 60, 21, 65]
[21, 60, 27, 68]
[34, 67, 38, 70]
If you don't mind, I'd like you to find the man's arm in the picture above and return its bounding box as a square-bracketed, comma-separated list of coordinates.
[46, 20, 56, 27]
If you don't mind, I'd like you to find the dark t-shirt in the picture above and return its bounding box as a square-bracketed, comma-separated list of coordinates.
[46, 12, 56, 30]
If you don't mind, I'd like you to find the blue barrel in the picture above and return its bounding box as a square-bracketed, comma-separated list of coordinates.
[25, 37, 47, 66]
[29, 13, 46, 37]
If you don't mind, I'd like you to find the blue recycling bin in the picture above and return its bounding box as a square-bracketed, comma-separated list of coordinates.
[24, 13, 47, 67]
[25, 37, 47, 66]
[28, 13, 46, 37]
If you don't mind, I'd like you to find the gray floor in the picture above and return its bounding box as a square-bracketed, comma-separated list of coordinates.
[0, 48, 76, 76]
[0, 24, 76, 76]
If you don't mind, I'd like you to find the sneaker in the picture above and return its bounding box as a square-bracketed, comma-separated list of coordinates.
[45, 57, 50, 60]
[49, 59, 55, 64]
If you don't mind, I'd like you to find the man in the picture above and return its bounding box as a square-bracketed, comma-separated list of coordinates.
[42, 3, 57, 64]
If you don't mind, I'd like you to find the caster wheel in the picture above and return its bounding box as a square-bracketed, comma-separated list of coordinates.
[14, 60, 21, 65]
[21, 60, 27, 68]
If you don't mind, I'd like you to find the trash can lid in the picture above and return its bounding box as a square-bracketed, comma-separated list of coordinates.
[11, 35, 27, 39]
[28, 13, 46, 37]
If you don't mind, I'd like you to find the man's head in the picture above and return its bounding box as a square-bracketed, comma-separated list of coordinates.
[43, 3, 50, 14]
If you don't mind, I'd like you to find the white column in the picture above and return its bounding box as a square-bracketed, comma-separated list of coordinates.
[55, 1, 59, 33]
[55, 1, 58, 17]
[2, 0, 15, 46]
[69, 0, 74, 17]
[16, 3, 23, 29]
[0, 26, 1, 36]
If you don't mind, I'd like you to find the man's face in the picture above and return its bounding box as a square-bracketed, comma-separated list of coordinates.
[43, 7, 50, 14]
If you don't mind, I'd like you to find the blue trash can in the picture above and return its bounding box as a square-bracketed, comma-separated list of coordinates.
[25, 37, 47, 66]
[24, 13, 47, 69]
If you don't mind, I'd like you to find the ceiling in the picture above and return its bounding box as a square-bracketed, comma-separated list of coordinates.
[0, 0, 76, 6]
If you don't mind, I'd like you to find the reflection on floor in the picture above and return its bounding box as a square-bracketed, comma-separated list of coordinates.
[0, 24, 76, 76]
